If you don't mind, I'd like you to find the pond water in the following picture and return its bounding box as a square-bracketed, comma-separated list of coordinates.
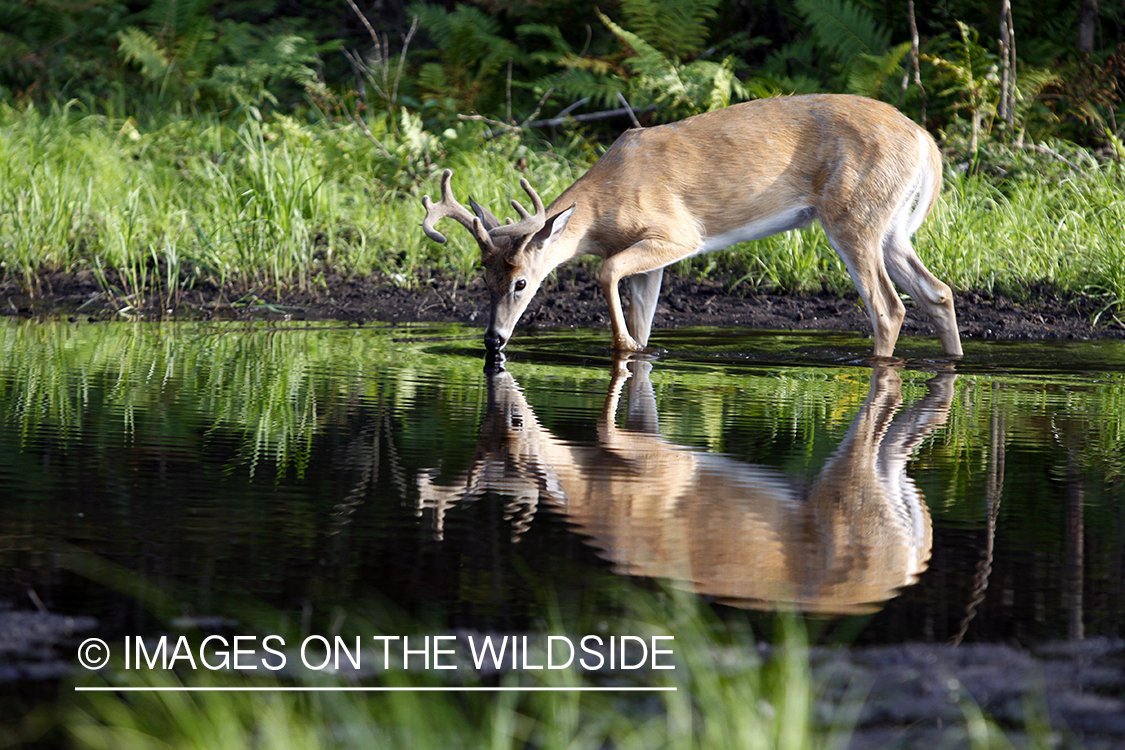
[2, 319, 1123, 663]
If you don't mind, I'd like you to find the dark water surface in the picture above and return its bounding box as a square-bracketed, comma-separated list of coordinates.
[2, 319, 1123, 656]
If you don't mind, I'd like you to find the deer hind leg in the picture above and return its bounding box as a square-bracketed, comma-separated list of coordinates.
[627, 268, 664, 348]
[882, 226, 963, 356]
[823, 225, 905, 358]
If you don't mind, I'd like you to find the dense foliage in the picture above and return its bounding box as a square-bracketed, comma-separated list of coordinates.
[1, 0, 1124, 311]
[3, 0, 1123, 144]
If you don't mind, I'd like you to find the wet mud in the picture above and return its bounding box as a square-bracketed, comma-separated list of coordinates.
[4, 268, 1125, 343]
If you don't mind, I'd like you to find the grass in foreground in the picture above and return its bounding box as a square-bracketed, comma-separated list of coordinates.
[46, 594, 1071, 750]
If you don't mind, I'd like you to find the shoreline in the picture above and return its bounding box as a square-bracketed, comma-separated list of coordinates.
[4, 268, 1124, 344]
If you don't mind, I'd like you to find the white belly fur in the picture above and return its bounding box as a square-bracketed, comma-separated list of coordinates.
[693, 206, 816, 256]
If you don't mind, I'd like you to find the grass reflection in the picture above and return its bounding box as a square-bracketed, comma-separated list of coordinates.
[1, 321, 1122, 747]
[1, 320, 1123, 638]
[2, 319, 1124, 535]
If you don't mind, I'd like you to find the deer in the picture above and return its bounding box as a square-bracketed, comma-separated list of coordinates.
[421, 94, 963, 358]
[417, 360, 956, 614]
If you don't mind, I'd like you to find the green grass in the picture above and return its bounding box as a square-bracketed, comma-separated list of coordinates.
[1, 104, 1124, 315]
[56, 601, 849, 750]
[0, 104, 585, 307]
[919, 166, 1125, 305]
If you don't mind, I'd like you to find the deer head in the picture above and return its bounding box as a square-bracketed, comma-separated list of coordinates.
[422, 169, 575, 350]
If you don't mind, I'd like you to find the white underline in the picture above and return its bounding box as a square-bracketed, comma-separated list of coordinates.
[75, 686, 677, 693]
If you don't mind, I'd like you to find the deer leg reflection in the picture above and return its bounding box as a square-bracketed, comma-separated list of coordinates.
[796, 365, 956, 611]
[417, 362, 956, 614]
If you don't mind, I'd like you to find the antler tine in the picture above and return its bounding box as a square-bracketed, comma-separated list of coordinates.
[421, 169, 494, 249]
[509, 177, 545, 219]
[490, 178, 548, 238]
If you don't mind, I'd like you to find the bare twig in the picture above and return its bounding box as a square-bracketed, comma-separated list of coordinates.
[456, 113, 523, 134]
[392, 17, 418, 106]
[460, 102, 656, 137]
[526, 102, 654, 129]
[1020, 142, 1085, 172]
[344, 0, 380, 46]
[343, 103, 393, 158]
[343, 0, 417, 118]
[617, 92, 643, 128]
[906, 0, 926, 122]
[555, 98, 590, 118]
[518, 75, 570, 128]
[506, 58, 514, 125]
[998, 0, 1017, 127]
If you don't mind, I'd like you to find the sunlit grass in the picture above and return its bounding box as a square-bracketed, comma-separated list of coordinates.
[919, 166, 1125, 305]
[2, 105, 1124, 315]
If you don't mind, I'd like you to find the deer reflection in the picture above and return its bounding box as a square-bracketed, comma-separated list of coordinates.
[418, 361, 955, 614]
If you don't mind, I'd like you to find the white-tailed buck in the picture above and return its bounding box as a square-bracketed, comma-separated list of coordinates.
[422, 94, 962, 358]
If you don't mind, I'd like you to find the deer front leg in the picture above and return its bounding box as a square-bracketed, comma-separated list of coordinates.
[627, 268, 664, 348]
[601, 241, 685, 351]
[601, 274, 643, 352]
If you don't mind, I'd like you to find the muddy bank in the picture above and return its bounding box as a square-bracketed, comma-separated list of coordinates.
[4, 268, 1124, 344]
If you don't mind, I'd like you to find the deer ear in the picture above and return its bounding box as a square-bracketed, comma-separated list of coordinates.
[469, 197, 502, 231]
[530, 204, 575, 248]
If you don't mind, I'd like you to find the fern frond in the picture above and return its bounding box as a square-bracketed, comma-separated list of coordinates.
[598, 10, 677, 79]
[117, 27, 170, 81]
[143, 0, 208, 42]
[515, 23, 573, 54]
[169, 15, 216, 83]
[794, 0, 890, 61]
[846, 40, 911, 98]
[762, 37, 820, 80]
[619, 0, 721, 59]
[411, 2, 517, 71]
[1016, 66, 1061, 102]
[597, 10, 750, 117]
[555, 53, 623, 78]
[552, 69, 627, 110]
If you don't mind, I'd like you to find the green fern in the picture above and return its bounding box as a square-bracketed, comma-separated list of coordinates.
[596, 10, 747, 118]
[924, 21, 1000, 151]
[140, 0, 210, 42]
[619, 0, 722, 60]
[116, 0, 217, 98]
[760, 0, 905, 97]
[760, 37, 826, 94]
[847, 40, 912, 98]
[794, 0, 890, 61]
[204, 34, 319, 109]
[408, 3, 520, 115]
[547, 68, 628, 111]
[925, 22, 999, 116]
[117, 27, 171, 82]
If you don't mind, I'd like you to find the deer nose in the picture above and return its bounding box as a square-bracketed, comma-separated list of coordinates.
[484, 331, 505, 351]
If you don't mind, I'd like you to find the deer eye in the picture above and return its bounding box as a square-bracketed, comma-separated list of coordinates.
[514, 279, 527, 292]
